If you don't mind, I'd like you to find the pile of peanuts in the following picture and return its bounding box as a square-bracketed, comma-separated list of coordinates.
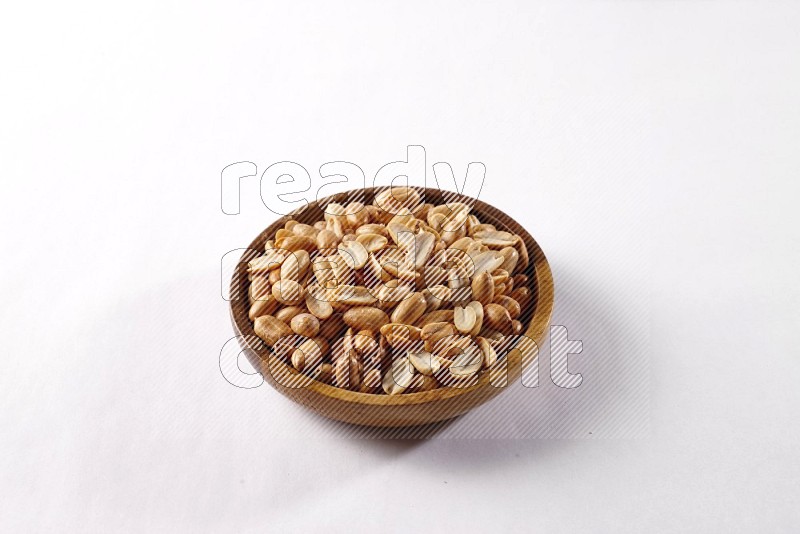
[246, 187, 532, 395]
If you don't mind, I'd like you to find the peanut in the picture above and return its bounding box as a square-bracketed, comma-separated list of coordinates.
[245, 187, 532, 395]
[390, 292, 427, 325]
[493, 295, 521, 320]
[253, 315, 293, 347]
[484, 303, 512, 331]
[290, 313, 320, 338]
[471, 271, 494, 306]
[343, 306, 390, 332]
[275, 305, 305, 325]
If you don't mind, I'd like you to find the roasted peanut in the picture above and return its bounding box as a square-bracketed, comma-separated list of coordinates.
[290, 313, 320, 338]
[253, 315, 293, 347]
[245, 189, 532, 395]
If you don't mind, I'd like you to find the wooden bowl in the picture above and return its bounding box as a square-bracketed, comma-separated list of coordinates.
[230, 187, 554, 427]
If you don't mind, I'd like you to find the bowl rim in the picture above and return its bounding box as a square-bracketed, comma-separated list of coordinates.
[229, 186, 554, 407]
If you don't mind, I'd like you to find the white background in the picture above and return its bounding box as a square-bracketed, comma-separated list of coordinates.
[2, 1, 799, 532]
